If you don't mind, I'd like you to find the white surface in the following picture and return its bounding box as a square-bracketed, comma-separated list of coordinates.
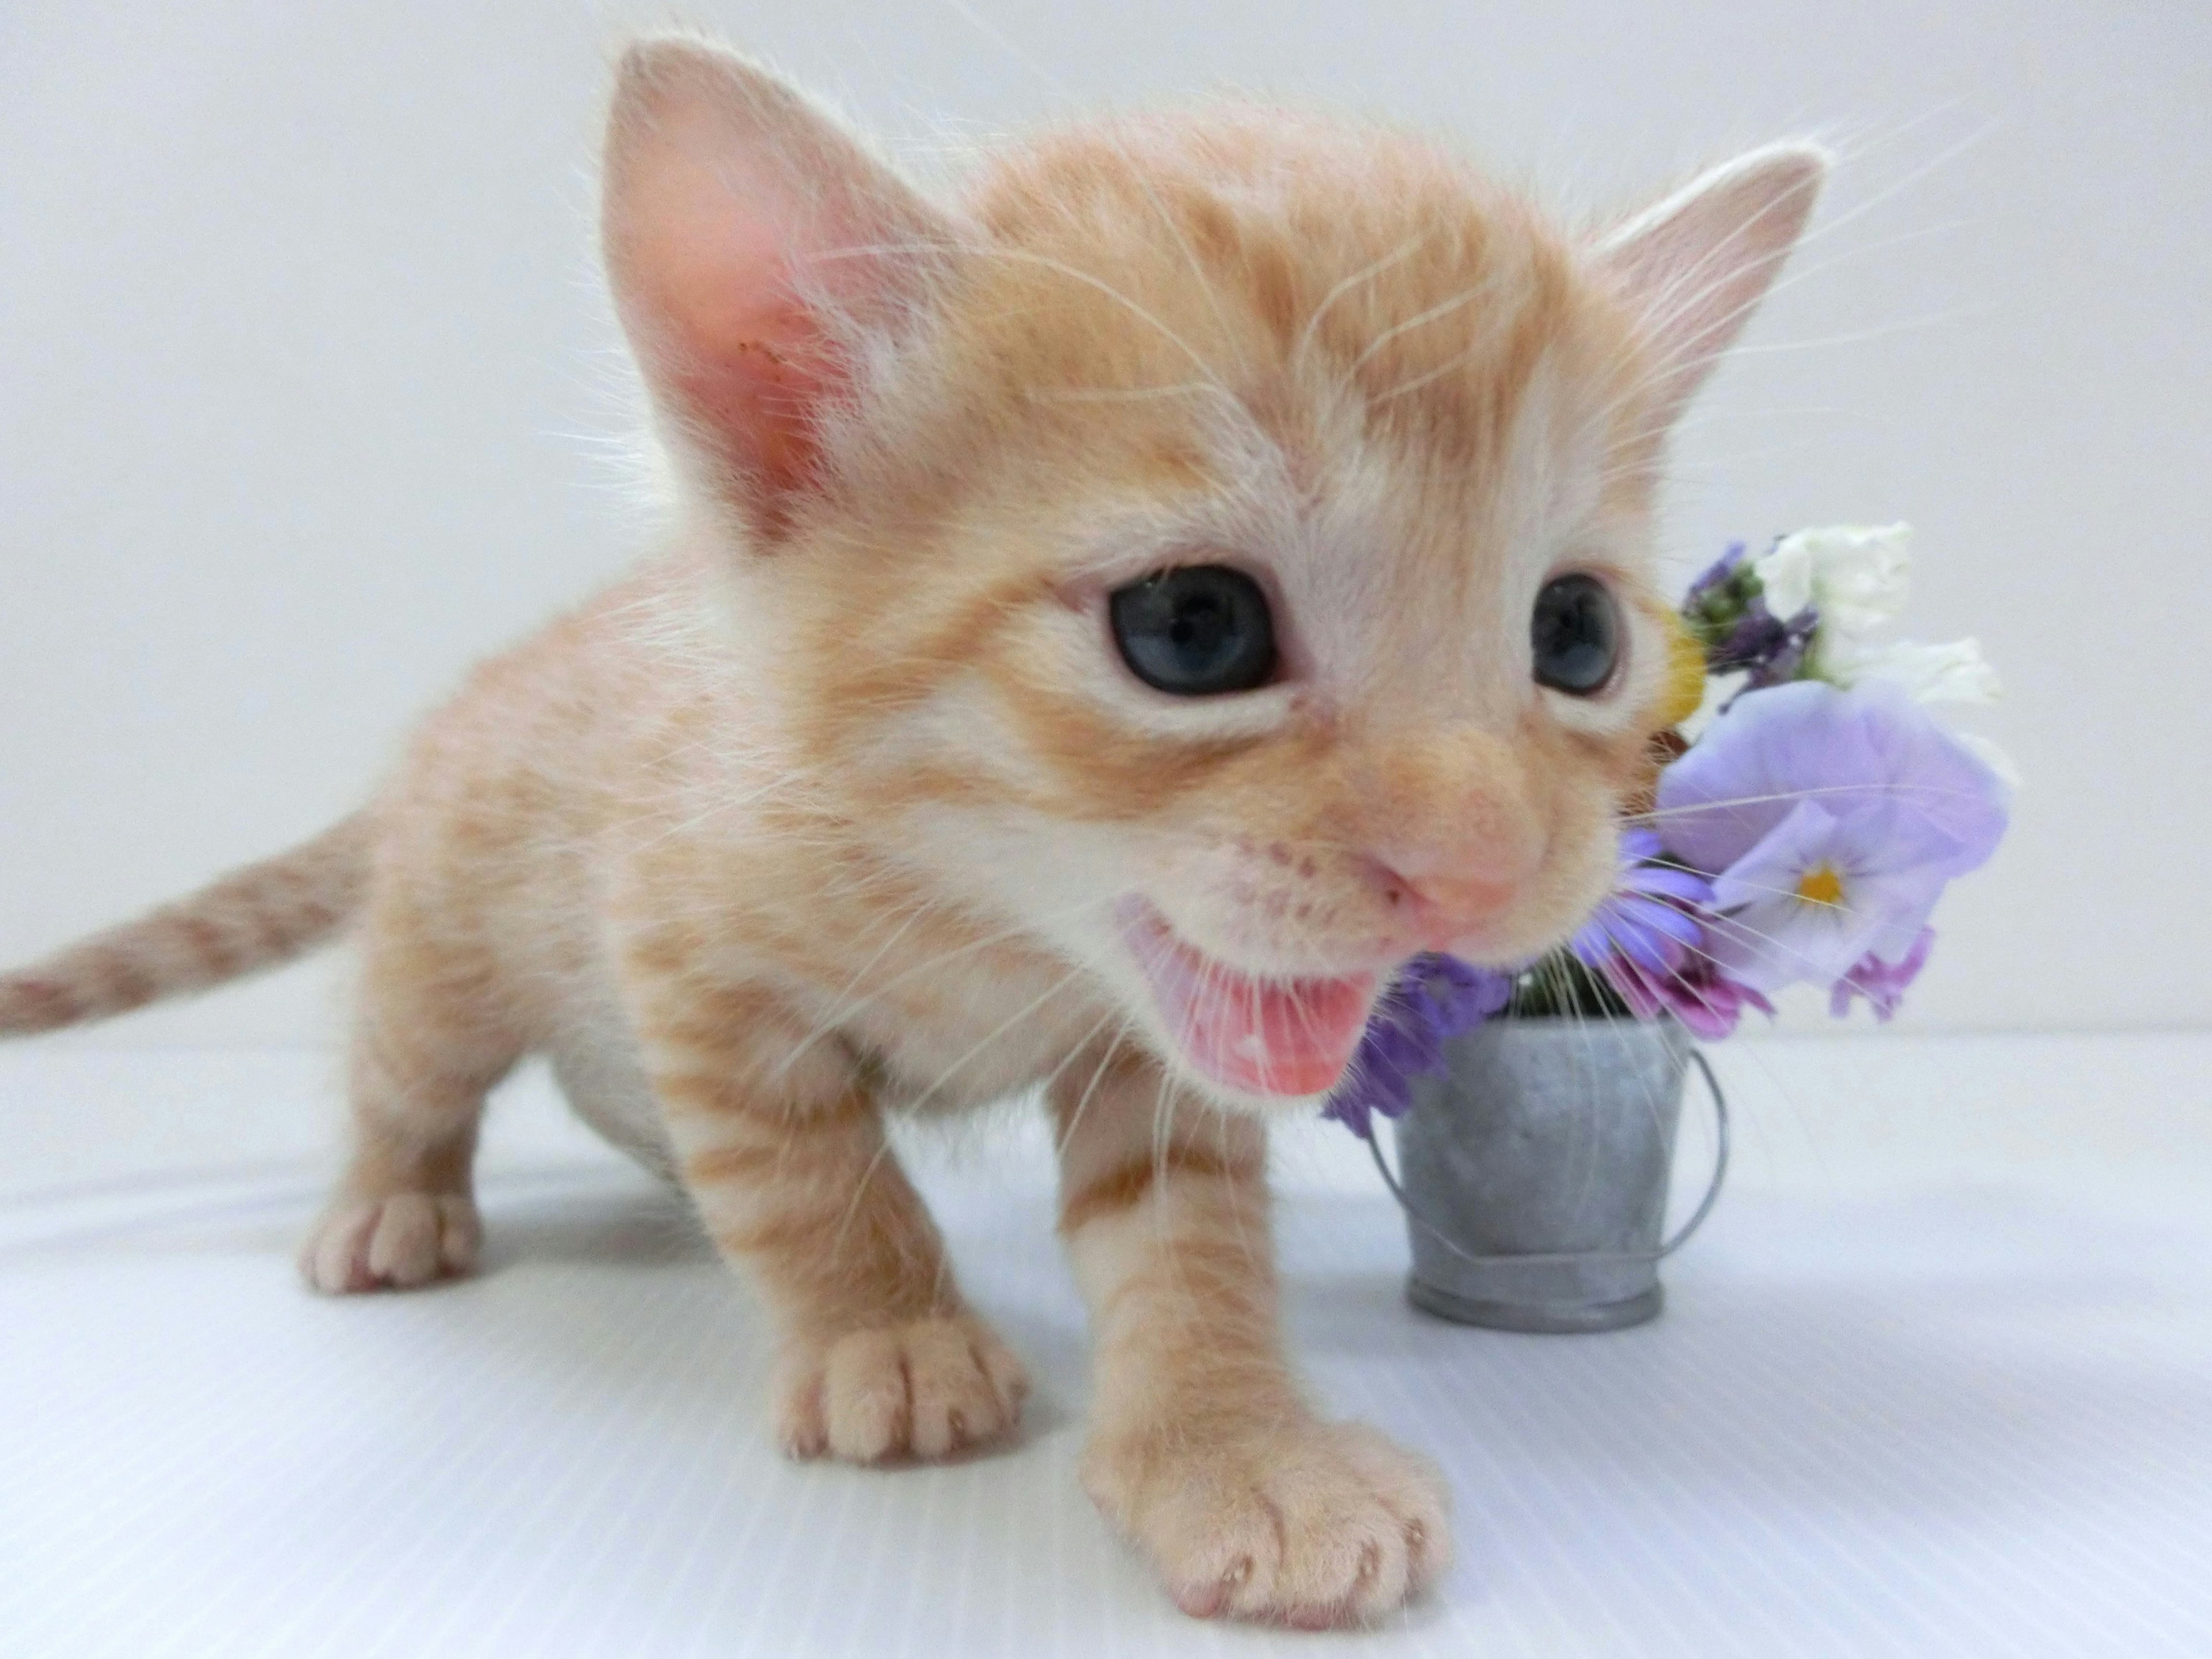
[4, 1033, 2211, 1656]
[3, 1, 2209, 1040]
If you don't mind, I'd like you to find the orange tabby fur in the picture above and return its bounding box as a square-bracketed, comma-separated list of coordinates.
[0, 37, 1821, 1626]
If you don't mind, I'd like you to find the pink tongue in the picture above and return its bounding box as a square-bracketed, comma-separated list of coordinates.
[1127, 912, 1377, 1097]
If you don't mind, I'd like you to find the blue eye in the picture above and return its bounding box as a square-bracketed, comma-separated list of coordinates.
[1531, 574, 1620, 695]
[1109, 565, 1278, 696]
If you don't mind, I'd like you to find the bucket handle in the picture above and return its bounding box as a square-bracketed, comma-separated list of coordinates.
[1363, 1044, 1730, 1269]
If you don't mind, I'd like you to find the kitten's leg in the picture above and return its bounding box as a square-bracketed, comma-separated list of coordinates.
[1052, 1050, 1449, 1627]
[300, 907, 514, 1294]
[628, 970, 1027, 1463]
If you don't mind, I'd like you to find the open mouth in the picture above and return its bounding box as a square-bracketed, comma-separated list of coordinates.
[1118, 900, 1379, 1100]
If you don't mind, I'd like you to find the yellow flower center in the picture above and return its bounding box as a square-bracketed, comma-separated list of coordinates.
[1796, 863, 1846, 907]
[1658, 615, 1709, 728]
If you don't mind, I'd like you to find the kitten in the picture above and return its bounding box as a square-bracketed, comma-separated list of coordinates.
[0, 37, 1821, 1626]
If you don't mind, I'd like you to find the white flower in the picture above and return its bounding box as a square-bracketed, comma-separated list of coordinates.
[1824, 637, 2002, 706]
[1754, 522, 1913, 636]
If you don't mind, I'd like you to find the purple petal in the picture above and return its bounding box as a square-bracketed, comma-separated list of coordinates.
[1325, 954, 1511, 1134]
[1830, 927, 1936, 1021]
[1624, 863, 1715, 906]
[1618, 827, 1667, 863]
[1656, 679, 2011, 882]
[1636, 901, 1707, 949]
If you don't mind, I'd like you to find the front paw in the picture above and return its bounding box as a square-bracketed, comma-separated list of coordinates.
[299, 1191, 480, 1294]
[1084, 1416, 1450, 1627]
[775, 1311, 1030, 1463]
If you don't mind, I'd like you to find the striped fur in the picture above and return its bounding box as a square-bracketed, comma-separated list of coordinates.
[0, 813, 369, 1035]
[0, 37, 1822, 1627]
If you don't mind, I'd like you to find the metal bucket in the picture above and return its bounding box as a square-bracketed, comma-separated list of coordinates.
[1385, 1017, 1724, 1334]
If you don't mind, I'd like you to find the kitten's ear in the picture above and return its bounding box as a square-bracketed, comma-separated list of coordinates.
[1594, 141, 1829, 433]
[602, 38, 960, 540]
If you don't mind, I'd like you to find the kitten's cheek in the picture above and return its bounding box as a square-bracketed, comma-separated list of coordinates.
[1449, 858, 1615, 964]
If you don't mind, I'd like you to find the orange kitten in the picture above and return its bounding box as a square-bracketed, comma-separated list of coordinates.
[0, 38, 1821, 1625]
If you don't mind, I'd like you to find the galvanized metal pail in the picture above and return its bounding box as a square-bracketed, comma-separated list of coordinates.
[1383, 1017, 1726, 1334]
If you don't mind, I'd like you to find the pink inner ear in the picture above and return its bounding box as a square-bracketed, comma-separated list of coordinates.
[603, 52, 937, 536]
[1596, 145, 1824, 434]
[649, 234, 846, 509]
[616, 161, 862, 522]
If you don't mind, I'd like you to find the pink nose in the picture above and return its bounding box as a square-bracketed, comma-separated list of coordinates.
[1372, 863, 1521, 950]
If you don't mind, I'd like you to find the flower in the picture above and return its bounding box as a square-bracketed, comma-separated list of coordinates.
[1754, 523, 1912, 641]
[1680, 541, 1759, 641]
[1659, 615, 1713, 728]
[1654, 679, 2010, 995]
[1658, 679, 2010, 877]
[1701, 797, 1952, 989]
[1683, 540, 1752, 612]
[1564, 828, 1771, 1038]
[1714, 608, 1819, 691]
[1324, 954, 1513, 1138]
[1830, 927, 1934, 1021]
[1568, 828, 1711, 972]
[1603, 945, 1775, 1041]
[1823, 636, 2002, 706]
[1681, 540, 1818, 690]
[1322, 530, 2013, 1140]
[1753, 525, 2004, 712]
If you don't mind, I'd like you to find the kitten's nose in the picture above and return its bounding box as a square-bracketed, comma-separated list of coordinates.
[1350, 724, 1543, 948]
[1369, 859, 1523, 950]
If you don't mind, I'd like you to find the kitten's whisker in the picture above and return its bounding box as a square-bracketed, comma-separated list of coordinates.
[1688, 904, 1866, 983]
[896, 951, 1100, 1116]
[1346, 270, 1503, 376]
[928, 0, 1253, 380]
[826, 944, 1120, 1261]
[1026, 382, 1223, 406]
[1625, 779, 1999, 824]
[1034, 1005, 1130, 1117]
[1211, 1100, 1263, 1271]
[1578, 125, 1991, 449]
[770, 892, 1118, 1081]
[1051, 1014, 1138, 1166]
[1292, 232, 1431, 372]
[1369, 323, 1510, 407]
[1722, 307, 1983, 357]
[810, 238, 1241, 407]
[770, 894, 955, 1082]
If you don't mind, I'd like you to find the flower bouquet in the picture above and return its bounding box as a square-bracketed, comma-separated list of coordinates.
[1332, 525, 2014, 1332]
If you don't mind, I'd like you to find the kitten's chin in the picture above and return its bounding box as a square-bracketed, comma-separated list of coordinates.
[1116, 899, 1378, 1108]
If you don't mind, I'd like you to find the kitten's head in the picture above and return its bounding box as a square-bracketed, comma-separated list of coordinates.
[603, 39, 1823, 1115]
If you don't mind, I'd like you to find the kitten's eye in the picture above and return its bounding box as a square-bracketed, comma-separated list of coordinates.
[1109, 565, 1278, 696]
[1531, 574, 1620, 695]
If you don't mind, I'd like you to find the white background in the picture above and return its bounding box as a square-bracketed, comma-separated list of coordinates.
[2, 0, 2206, 1044]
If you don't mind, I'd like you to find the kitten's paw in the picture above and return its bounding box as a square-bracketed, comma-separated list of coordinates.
[300, 1192, 481, 1294]
[1085, 1416, 1450, 1627]
[775, 1312, 1029, 1463]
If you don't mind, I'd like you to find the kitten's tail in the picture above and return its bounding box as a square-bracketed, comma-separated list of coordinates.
[0, 813, 373, 1036]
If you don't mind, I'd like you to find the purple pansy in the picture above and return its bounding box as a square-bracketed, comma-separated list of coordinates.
[1655, 680, 2009, 995]
[1324, 953, 1512, 1139]
[1564, 827, 1775, 1038]
[1603, 946, 1775, 1041]
[1830, 927, 1935, 1021]
[1569, 828, 1712, 973]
